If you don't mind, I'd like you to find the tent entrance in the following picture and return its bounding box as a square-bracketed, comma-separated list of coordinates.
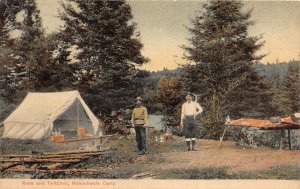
[53, 99, 93, 140]
[2, 91, 100, 140]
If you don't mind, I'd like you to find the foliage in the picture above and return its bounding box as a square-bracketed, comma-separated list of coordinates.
[158, 76, 184, 135]
[131, 70, 161, 113]
[0, 0, 73, 102]
[199, 93, 225, 139]
[182, 0, 270, 139]
[0, 0, 24, 100]
[59, 0, 148, 114]
[271, 64, 300, 116]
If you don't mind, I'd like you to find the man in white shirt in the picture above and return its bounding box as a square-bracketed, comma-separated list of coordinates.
[180, 93, 203, 151]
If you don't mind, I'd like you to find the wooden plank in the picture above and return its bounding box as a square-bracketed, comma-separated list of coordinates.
[0, 162, 21, 171]
[30, 164, 38, 169]
[228, 118, 300, 130]
[1, 152, 105, 159]
[131, 172, 154, 179]
[64, 134, 118, 143]
[10, 165, 27, 170]
[46, 163, 67, 170]
[2, 158, 82, 163]
[43, 148, 110, 156]
[6, 168, 108, 173]
[0, 151, 107, 162]
[0, 154, 32, 158]
[39, 152, 106, 159]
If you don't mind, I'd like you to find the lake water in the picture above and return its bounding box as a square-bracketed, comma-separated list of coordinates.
[148, 114, 164, 131]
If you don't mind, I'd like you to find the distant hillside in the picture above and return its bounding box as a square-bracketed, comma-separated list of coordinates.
[149, 61, 300, 82]
[149, 67, 182, 79]
[255, 60, 299, 81]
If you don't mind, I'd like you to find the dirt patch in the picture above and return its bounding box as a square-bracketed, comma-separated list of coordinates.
[160, 139, 300, 172]
[1, 134, 299, 179]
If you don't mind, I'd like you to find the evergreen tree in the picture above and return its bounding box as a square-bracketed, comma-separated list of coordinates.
[284, 65, 300, 113]
[0, 0, 73, 97]
[0, 0, 11, 48]
[14, 0, 44, 89]
[59, 0, 147, 114]
[272, 65, 300, 116]
[182, 1, 270, 139]
[0, 0, 25, 47]
[0, 0, 25, 100]
[10, 0, 72, 91]
[131, 70, 158, 112]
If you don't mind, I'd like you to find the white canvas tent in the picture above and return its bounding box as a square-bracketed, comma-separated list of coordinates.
[2, 91, 100, 140]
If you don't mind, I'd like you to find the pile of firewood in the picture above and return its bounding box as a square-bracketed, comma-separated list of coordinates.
[0, 148, 110, 174]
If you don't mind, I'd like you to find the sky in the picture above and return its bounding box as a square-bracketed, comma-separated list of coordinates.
[36, 0, 300, 71]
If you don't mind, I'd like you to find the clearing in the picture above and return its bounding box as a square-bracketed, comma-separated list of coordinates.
[0, 131, 299, 179]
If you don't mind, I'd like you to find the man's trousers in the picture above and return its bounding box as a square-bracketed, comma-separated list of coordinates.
[134, 125, 146, 151]
[183, 116, 197, 141]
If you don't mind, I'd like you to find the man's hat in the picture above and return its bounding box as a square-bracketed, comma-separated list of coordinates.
[136, 96, 143, 101]
[185, 92, 193, 97]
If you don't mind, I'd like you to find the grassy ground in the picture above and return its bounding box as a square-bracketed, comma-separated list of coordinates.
[1, 132, 299, 179]
[157, 165, 300, 179]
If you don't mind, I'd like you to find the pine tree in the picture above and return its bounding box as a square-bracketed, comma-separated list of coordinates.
[59, 0, 147, 114]
[14, 0, 43, 89]
[284, 65, 300, 113]
[182, 1, 270, 139]
[10, 0, 73, 91]
[272, 65, 300, 116]
[0, 1, 11, 48]
[0, 0, 25, 100]
[0, 0, 25, 47]
[1, 0, 73, 96]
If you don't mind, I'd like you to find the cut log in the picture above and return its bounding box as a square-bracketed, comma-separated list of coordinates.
[43, 148, 110, 156]
[30, 156, 90, 160]
[30, 164, 38, 169]
[6, 168, 108, 173]
[38, 152, 107, 159]
[0, 162, 21, 171]
[0, 154, 32, 158]
[64, 134, 118, 143]
[10, 165, 27, 170]
[131, 172, 154, 179]
[2, 158, 82, 163]
[45, 163, 67, 170]
[1, 152, 105, 159]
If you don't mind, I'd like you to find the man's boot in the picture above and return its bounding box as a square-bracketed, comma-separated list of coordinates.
[186, 141, 191, 151]
[192, 140, 196, 151]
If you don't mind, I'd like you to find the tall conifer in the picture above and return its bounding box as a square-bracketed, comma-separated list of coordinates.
[182, 1, 270, 138]
[59, 0, 147, 113]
